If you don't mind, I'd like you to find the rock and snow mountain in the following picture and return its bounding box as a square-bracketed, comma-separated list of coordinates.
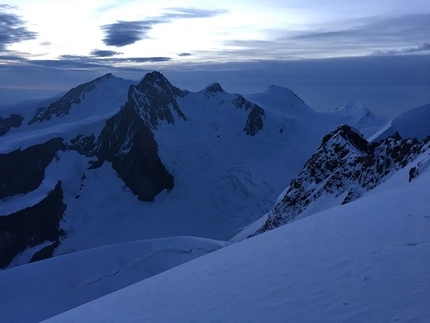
[1, 71, 430, 322]
[236, 125, 430, 239]
[0, 71, 388, 270]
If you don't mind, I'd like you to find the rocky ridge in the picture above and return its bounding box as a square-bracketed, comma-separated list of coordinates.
[251, 125, 430, 236]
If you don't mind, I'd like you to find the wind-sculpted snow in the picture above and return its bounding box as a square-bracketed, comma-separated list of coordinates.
[251, 125, 430, 236]
[0, 236, 229, 323]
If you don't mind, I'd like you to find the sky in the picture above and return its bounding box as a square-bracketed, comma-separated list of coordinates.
[0, 0, 429, 117]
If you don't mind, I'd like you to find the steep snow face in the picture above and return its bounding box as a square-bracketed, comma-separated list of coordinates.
[0, 236, 229, 323]
[370, 103, 430, 142]
[42, 169, 430, 323]
[245, 125, 430, 238]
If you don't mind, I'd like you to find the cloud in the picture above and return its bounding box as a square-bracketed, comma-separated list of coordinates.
[90, 49, 122, 57]
[101, 8, 226, 47]
[288, 14, 430, 50]
[22, 55, 172, 70]
[178, 52, 192, 57]
[0, 53, 25, 61]
[39, 41, 52, 46]
[0, 5, 37, 51]
[373, 43, 430, 56]
[161, 7, 227, 19]
[101, 20, 158, 47]
[221, 14, 430, 60]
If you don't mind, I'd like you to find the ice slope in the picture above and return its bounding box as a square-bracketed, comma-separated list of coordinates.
[370, 103, 430, 142]
[43, 161, 430, 323]
[0, 236, 228, 323]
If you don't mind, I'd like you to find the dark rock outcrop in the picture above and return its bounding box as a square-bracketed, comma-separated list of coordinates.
[129, 71, 187, 129]
[0, 114, 24, 135]
[0, 182, 66, 268]
[229, 94, 266, 136]
[0, 138, 65, 199]
[251, 125, 430, 236]
[86, 103, 174, 202]
[28, 73, 113, 124]
[204, 82, 224, 98]
[244, 106, 265, 136]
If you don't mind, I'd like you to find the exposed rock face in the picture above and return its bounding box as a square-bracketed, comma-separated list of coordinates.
[0, 182, 66, 268]
[0, 138, 65, 199]
[63, 73, 176, 202]
[28, 73, 114, 124]
[90, 103, 174, 202]
[230, 94, 266, 136]
[244, 106, 265, 136]
[204, 82, 224, 98]
[130, 71, 188, 129]
[0, 114, 24, 135]
[251, 125, 430, 236]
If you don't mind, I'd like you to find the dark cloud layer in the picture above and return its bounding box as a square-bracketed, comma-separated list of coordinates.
[6, 55, 173, 70]
[101, 8, 226, 47]
[178, 52, 192, 57]
[0, 5, 37, 51]
[373, 43, 430, 56]
[90, 49, 122, 57]
[101, 20, 155, 47]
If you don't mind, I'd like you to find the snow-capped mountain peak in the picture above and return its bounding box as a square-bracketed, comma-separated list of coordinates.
[28, 73, 127, 125]
[244, 85, 313, 115]
[130, 71, 188, 129]
[204, 82, 224, 98]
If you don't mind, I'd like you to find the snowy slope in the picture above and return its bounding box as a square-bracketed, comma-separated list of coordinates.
[370, 103, 430, 142]
[0, 74, 134, 153]
[43, 161, 430, 323]
[0, 236, 228, 323]
[328, 101, 388, 139]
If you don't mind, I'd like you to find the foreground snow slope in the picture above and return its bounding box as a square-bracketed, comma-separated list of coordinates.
[0, 236, 228, 323]
[44, 168, 430, 323]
